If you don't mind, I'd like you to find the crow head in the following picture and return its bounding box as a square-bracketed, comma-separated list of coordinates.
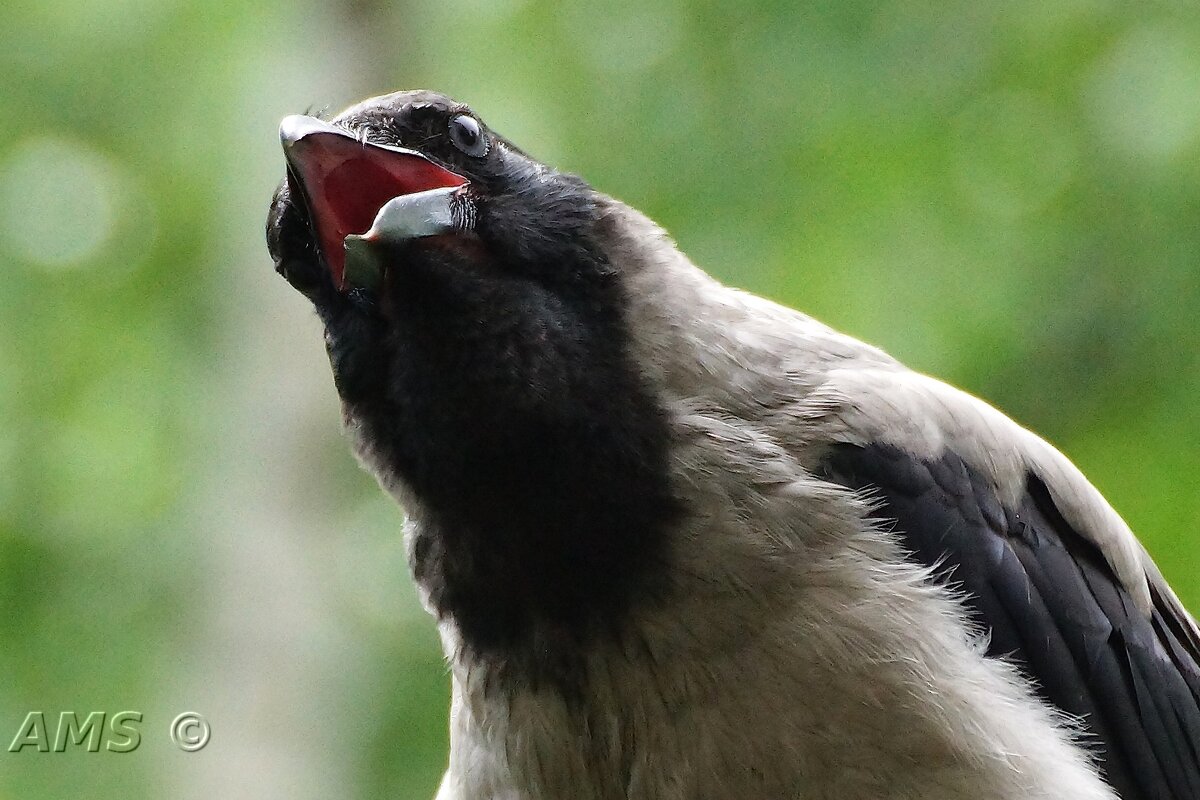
[266, 90, 678, 659]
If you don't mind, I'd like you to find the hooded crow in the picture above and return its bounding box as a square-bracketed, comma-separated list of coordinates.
[265, 90, 1200, 800]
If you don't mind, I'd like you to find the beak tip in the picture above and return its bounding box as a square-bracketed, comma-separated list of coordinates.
[279, 115, 309, 148]
[279, 114, 347, 149]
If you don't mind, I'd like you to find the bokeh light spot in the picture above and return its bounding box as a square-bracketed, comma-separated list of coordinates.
[1085, 24, 1200, 163]
[0, 137, 124, 269]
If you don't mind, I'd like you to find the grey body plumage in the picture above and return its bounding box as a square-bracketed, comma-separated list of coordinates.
[266, 90, 1200, 799]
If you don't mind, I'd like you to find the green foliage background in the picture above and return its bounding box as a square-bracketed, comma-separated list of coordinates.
[1, 1, 1197, 797]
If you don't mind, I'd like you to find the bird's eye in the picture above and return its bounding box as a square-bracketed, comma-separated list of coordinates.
[448, 114, 489, 158]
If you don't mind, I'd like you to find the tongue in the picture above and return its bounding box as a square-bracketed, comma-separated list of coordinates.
[286, 132, 468, 288]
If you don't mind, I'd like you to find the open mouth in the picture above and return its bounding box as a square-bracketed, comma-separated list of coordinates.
[280, 116, 469, 289]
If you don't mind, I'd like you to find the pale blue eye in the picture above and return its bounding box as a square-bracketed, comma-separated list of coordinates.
[449, 114, 489, 158]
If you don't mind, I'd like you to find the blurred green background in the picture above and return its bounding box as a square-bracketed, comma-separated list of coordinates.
[1, 0, 1197, 797]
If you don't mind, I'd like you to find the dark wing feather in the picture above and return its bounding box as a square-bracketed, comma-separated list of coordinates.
[820, 443, 1200, 800]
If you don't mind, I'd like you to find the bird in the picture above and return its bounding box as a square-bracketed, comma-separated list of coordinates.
[265, 89, 1200, 800]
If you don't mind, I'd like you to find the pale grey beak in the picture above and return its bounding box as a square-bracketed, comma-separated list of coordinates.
[279, 114, 348, 150]
[278, 114, 477, 291]
[352, 185, 477, 244]
[278, 114, 438, 163]
[342, 187, 477, 289]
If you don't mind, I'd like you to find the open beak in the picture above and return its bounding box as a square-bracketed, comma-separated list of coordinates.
[279, 115, 473, 290]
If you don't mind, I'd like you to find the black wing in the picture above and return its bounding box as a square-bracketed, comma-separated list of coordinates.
[820, 442, 1200, 800]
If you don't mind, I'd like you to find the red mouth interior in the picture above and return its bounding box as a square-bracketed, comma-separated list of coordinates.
[287, 133, 468, 288]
